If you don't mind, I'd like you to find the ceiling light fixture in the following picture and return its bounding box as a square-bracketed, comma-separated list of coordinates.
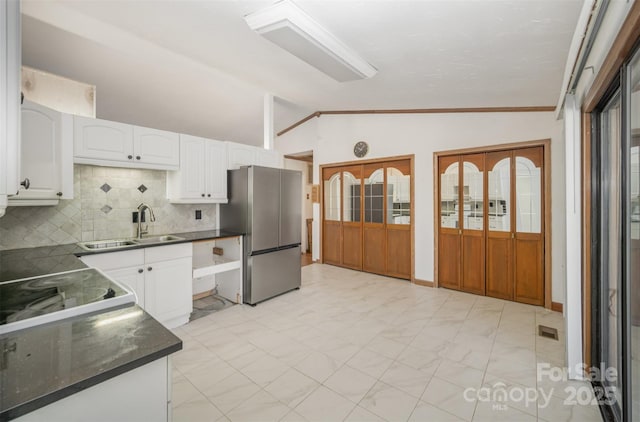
[244, 0, 377, 82]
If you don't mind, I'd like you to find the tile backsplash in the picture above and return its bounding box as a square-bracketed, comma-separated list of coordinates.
[0, 165, 217, 250]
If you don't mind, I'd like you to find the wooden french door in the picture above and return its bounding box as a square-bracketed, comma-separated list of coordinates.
[438, 154, 485, 293]
[322, 158, 412, 280]
[322, 166, 363, 270]
[363, 163, 386, 274]
[486, 147, 544, 305]
[342, 166, 363, 270]
[485, 150, 513, 300]
[438, 155, 462, 289]
[439, 146, 545, 305]
[385, 160, 412, 278]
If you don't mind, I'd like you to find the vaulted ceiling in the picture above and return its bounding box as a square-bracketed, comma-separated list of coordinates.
[21, 0, 583, 146]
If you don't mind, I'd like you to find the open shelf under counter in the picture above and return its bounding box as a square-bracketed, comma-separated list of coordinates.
[191, 235, 243, 304]
[192, 254, 241, 278]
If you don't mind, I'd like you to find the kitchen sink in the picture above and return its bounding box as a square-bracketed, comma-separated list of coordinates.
[132, 235, 185, 244]
[78, 235, 185, 251]
[78, 239, 138, 251]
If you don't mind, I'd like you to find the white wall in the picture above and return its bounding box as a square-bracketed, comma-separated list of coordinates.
[276, 111, 566, 304]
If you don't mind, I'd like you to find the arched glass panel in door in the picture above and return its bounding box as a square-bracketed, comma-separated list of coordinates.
[515, 157, 541, 233]
[487, 158, 510, 232]
[324, 173, 341, 221]
[364, 168, 384, 223]
[440, 162, 459, 229]
[462, 161, 483, 230]
[343, 172, 361, 222]
[387, 167, 410, 224]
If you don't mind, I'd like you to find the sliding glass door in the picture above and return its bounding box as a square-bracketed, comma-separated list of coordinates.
[597, 89, 624, 419]
[628, 47, 640, 421]
[591, 43, 640, 422]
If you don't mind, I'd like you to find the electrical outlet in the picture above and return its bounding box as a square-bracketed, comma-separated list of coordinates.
[195, 210, 202, 220]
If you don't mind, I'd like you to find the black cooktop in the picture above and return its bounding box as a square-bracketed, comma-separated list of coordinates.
[0, 268, 134, 334]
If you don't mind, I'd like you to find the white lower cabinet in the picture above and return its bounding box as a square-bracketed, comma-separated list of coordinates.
[80, 243, 192, 328]
[106, 266, 146, 308]
[16, 357, 170, 422]
[144, 256, 193, 326]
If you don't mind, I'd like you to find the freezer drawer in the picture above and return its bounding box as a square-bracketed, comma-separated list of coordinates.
[246, 246, 301, 305]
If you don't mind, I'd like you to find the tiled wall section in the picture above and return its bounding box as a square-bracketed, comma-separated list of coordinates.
[0, 165, 217, 250]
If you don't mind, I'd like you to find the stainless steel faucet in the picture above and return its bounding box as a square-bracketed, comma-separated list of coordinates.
[136, 203, 156, 239]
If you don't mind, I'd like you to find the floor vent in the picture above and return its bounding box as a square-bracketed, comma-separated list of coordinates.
[538, 325, 559, 340]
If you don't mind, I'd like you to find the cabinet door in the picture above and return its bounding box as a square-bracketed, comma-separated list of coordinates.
[205, 140, 227, 200]
[74, 116, 134, 162]
[178, 135, 207, 200]
[144, 257, 192, 325]
[227, 143, 256, 170]
[105, 266, 146, 308]
[133, 126, 179, 169]
[14, 102, 62, 200]
[0, 0, 22, 213]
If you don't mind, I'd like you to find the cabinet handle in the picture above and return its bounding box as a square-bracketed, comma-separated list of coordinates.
[56, 192, 63, 197]
[201, 193, 205, 197]
[138, 268, 144, 274]
[20, 178, 30, 190]
[136, 156, 141, 160]
[128, 155, 133, 160]
[147, 266, 153, 271]
[207, 194, 211, 197]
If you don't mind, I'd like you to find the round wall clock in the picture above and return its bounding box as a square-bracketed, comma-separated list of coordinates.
[353, 141, 369, 158]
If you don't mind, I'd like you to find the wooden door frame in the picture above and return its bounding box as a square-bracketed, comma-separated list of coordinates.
[433, 139, 553, 310]
[319, 154, 416, 282]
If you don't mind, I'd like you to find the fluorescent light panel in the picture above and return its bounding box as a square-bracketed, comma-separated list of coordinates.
[245, 0, 377, 82]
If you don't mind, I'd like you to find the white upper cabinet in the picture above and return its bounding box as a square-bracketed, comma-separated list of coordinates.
[0, 0, 21, 217]
[227, 143, 256, 170]
[206, 140, 228, 200]
[167, 134, 228, 203]
[9, 101, 74, 205]
[74, 116, 133, 162]
[133, 126, 179, 168]
[73, 116, 179, 170]
[227, 142, 282, 170]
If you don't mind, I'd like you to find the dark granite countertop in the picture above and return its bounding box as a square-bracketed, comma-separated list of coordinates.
[0, 229, 242, 419]
[0, 229, 243, 282]
[0, 304, 182, 421]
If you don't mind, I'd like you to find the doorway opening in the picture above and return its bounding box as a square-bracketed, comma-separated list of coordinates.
[284, 151, 314, 267]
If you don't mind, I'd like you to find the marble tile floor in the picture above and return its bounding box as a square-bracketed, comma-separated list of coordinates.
[171, 264, 603, 422]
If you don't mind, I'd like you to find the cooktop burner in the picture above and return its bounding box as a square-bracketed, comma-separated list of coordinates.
[0, 268, 135, 334]
[20, 271, 94, 290]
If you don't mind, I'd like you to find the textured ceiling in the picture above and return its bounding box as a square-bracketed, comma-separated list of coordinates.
[21, 0, 583, 146]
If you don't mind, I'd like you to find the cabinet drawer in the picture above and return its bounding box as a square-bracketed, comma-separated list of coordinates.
[145, 243, 192, 263]
[80, 249, 145, 270]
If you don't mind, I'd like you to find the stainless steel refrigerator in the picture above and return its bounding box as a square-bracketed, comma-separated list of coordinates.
[220, 166, 302, 305]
